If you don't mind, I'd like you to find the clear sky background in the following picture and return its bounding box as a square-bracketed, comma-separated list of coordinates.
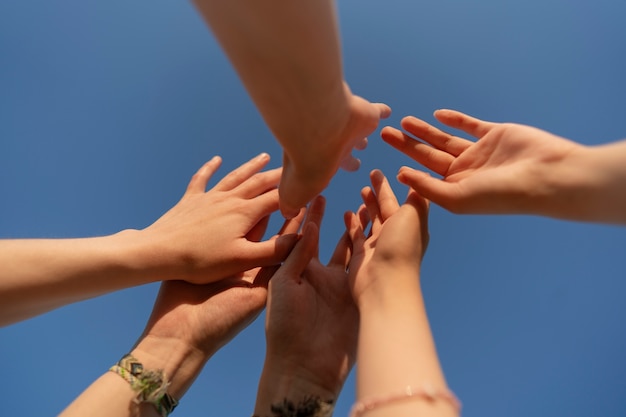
[1, 1, 626, 416]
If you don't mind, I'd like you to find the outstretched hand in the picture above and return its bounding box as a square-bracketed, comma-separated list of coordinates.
[381, 109, 583, 216]
[255, 196, 359, 412]
[142, 153, 299, 284]
[279, 85, 391, 218]
[344, 170, 429, 305]
[135, 212, 305, 397]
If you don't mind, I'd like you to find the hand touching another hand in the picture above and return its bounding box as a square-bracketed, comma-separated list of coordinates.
[254, 196, 359, 416]
[60, 213, 306, 417]
[343, 171, 458, 417]
[345, 169, 429, 305]
[142, 153, 299, 284]
[279, 85, 391, 218]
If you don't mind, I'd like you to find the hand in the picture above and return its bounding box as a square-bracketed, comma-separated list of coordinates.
[135, 213, 305, 398]
[141, 153, 299, 284]
[255, 196, 359, 413]
[381, 109, 585, 217]
[344, 172, 456, 417]
[345, 170, 429, 305]
[279, 84, 391, 218]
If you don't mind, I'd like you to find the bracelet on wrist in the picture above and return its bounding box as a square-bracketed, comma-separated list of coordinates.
[109, 353, 179, 417]
[349, 384, 461, 417]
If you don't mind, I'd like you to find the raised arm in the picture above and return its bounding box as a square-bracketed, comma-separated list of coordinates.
[0, 154, 298, 326]
[253, 196, 359, 417]
[193, 0, 390, 218]
[345, 170, 459, 417]
[59, 210, 305, 417]
[382, 109, 626, 224]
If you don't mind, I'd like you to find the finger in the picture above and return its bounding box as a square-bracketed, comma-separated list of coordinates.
[212, 153, 271, 192]
[278, 222, 319, 280]
[434, 109, 496, 139]
[369, 170, 399, 222]
[356, 203, 370, 231]
[405, 189, 431, 241]
[340, 153, 361, 172]
[381, 126, 456, 177]
[375, 102, 392, 119]
[344, 211, 366, 253]
[275, 208, 306, 237]
[400, 116, 472, 157]
[303, 195, 326, 229]
[239, 229, 302, 271]
[247, 215, 270, 242]
[235, 167, 282, 199]
[328, 230, 351, 269]
[244, 188, 282, 225]
[397, 167, 466, 214]
[360, 185, 382, 236]
[186, 156, 222, 194]
[301, 195, 326, 258]
[354, 137, 368, 151]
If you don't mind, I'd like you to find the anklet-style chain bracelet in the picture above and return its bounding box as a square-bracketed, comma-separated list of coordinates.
[349, 384, 461, 417]
[109, 353, 179, 417]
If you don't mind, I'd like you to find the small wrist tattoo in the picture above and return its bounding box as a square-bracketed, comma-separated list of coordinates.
[253, 396, 335, 417]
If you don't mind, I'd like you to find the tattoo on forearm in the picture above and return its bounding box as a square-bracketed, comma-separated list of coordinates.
[253, 396, 334, 417]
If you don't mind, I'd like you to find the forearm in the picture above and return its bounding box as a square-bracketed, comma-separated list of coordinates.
[356, 266, 456, 417]
[0, 230, 163, 326]
[60, 335, 207, 417]
[542, 140, 626, 224]
[193, 0, 350, 148]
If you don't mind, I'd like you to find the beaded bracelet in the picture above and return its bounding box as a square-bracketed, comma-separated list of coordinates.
[349, 384, 461, 417]
[109, 354, 179, 417]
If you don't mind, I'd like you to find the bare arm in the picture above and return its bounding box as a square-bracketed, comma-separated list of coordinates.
[60, 213, 304, 417]
[0, 154, 297, 326]
[345, 170, 459, 417]
[194, 0, 390, 217]
[254, 196, 358, 417]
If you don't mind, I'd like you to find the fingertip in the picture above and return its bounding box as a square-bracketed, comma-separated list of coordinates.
[380, 125, 395, 136]
[340, 156, 361, 172]
[280, 203, 302, 220]
[354, 137, 368, 151]
[377, 103, 392, 119]
[370, 168, 384, 181]
[256, 152, 270, 162]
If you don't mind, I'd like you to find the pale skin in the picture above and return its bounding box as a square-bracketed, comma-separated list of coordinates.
[254, 195, 359, 416]
[193, 0, 391, 218]
[344, 170, 458, 417]
[60, 209, 305, 417]
[0, 153, 298, 326]
[381, 109, 626, 224]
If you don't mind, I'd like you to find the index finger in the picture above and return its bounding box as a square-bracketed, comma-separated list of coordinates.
[212, 153, 271, 192]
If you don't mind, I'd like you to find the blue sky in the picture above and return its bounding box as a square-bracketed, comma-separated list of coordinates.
[1, 1, 626, 416]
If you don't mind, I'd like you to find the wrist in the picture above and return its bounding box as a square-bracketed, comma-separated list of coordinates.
[131, 334, 209, 400]
[112, 228, 188, 282]
[254, 359, 338, 417]
[540, 143, 619, 222]
[355, 262, 422, 312]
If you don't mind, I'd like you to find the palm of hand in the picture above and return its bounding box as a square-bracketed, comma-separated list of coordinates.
[347, 200, 428, 303]
[444, 124, 579, 211]
[447, 124, 563, 178]
[266, 255, 358, 393]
